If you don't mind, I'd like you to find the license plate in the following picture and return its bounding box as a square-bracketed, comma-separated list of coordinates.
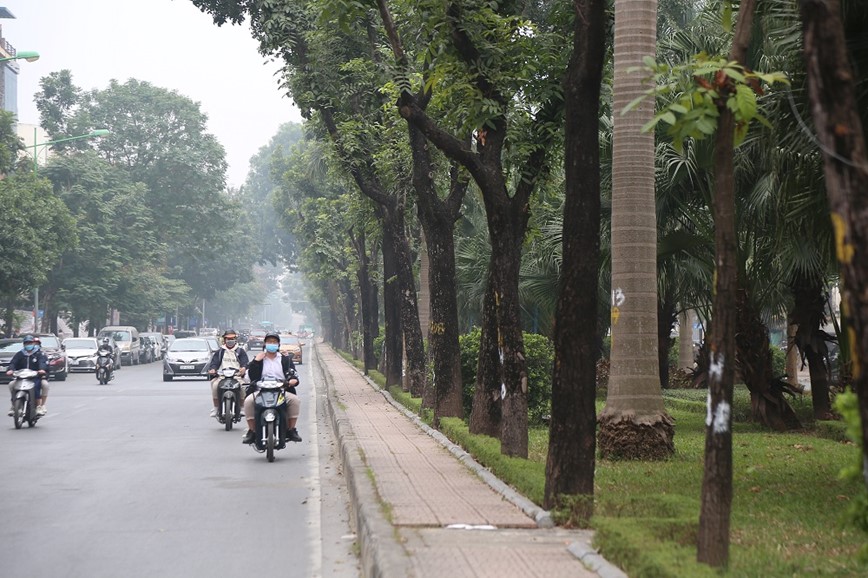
[180, 365, 194, 370]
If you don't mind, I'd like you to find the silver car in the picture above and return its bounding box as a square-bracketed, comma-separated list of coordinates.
[63, 337, 100, 372]
[163, 338, 214, 381]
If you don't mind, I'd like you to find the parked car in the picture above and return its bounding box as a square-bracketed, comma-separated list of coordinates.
[279, 334, 305, 365]
[0, 338, 23, 383]
[37, 333, 68, 381]
[139, 336, 155, 364]
[97, 326, 141, 365]
[63, 337, 101, 372]
[163, 338, 215, 381]
[141, 332, 167, 360]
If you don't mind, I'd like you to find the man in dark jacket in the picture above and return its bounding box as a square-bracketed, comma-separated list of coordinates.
[6, 335, 49, 416]
[242, 331, 301, 444]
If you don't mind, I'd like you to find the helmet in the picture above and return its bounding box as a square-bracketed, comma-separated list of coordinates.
[22, 334, 34, 343]
[32, 336, 41, 344]
[222, 329, 237, 338]
[102, 337, 111, 345]
[264, 331, 281, 343]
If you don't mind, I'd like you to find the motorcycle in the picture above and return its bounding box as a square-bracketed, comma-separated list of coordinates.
[216, 367, 243, 431]
[9, 369, 43, 429]
[96, 348, 114, 384]
[250, 379, 289, 462]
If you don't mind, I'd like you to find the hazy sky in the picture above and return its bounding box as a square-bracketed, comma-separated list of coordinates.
[4, 0, 303, 187]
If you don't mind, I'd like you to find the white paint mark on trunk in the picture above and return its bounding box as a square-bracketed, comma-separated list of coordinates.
[709, 352, 724, 382]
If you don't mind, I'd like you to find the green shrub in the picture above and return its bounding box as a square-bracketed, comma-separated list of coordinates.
[770, 345, 787, 378]
[458, 328, 554, 425]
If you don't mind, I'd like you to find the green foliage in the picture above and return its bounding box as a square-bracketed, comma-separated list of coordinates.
[626, 53, 789, 151]
[0, 172, 76, 299]
[0, 110, 25, 174]
[458, 327, 554, 425]
[835, 391, 868, 562]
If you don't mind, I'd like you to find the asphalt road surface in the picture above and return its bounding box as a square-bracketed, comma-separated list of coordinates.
[0, 351, 359, 578]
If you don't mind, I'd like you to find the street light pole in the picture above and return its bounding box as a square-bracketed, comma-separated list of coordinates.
[29, 128, 111, 173]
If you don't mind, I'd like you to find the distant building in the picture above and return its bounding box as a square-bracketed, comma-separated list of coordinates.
[0, 8, 22, 117]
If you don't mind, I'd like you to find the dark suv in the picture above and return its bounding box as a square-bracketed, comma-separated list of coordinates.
[37, 334, 68, 381]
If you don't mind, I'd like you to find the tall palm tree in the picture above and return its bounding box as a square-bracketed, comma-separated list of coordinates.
[599, 0, 675, 459]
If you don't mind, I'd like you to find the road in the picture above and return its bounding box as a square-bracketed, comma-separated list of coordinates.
[0, 351, 359, 578]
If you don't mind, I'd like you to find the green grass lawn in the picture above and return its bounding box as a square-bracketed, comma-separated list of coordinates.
[385, 379, 865, 577]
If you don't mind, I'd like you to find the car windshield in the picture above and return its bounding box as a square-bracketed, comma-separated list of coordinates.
[280, 336, 300, 345]
[251, 331, 266, 338]
[38, 336, 60, 348]
[169, 339, 209, 352]
[64, 339, 96, 349]
[0, 339, 23, 353]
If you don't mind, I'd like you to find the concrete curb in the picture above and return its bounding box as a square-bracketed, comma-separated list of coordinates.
[313, 345, 414, 578]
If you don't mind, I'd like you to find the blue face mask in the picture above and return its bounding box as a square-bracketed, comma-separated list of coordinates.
[23, 344, 35, 352]
[265, 343, 279, 353]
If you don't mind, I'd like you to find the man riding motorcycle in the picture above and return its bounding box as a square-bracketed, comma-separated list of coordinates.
[207, 329, 249, 418]
[6, 335, 49, 416]
[241, 331, 301, 444]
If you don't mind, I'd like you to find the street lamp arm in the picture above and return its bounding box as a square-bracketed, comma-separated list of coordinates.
[29, 129, 111, 173]
[0, 51, 39, 63]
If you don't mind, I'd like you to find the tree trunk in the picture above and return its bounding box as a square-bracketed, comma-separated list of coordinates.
[3, 295, 14, 337]
[482, 220, 529, 458]
[658, 295, 677, 389]
[351, 228, 378, 373]
[381, 223, 403, 387]
[679, 310, 696, 371]
[736, 285, 801, 431]
[469, 276, 503, 438]
[543, 0, 605, 523]
[801, 0, 868, 489]
[382, 205, 426, 398]
[790, 273, 833, 419]
[786, 323, 800, 388]
[409, 124, 466, 422]
[599, 0, 675, 460]
[698, 0, 758, 566]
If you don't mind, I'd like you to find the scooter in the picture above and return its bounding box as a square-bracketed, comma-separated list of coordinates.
[216, 367, 243, 431]
[9, 369, 43, 429]
[251, 380, 288, 462]
[96, 349, 114, 385]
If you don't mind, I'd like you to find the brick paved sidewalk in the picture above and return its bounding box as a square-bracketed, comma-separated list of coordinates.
[313, 343, 627, 578]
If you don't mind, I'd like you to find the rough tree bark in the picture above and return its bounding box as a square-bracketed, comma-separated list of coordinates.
[697, 0, 757, 567]
[408, 124, 468, 421]
[350, 227, 378, 373]
[543, 0, 606, 523]
[801, 0, 868, 491]
[381, 230, 404, 387]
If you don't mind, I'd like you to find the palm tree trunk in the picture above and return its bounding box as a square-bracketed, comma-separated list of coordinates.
[599, 0, 675, 460]
[679, 310, 695, 371]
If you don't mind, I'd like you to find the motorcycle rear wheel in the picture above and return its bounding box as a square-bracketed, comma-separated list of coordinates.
[13, 398, 24, 429]
[266, 422, 275, 462]
[223, 398, 233, 431]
